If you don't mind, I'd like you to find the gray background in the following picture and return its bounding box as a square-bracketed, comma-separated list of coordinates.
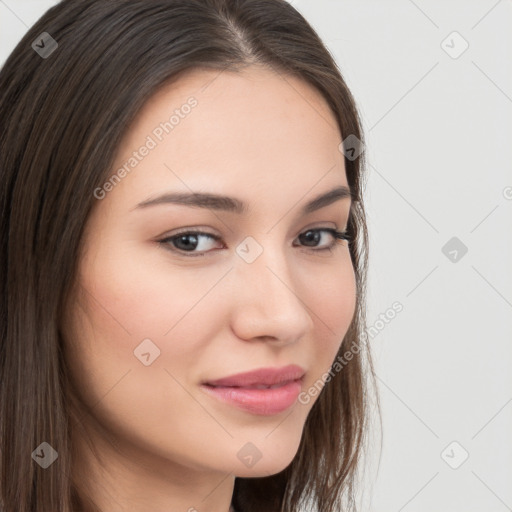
[1, 1, 511, 511]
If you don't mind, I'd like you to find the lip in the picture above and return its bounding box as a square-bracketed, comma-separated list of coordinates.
[203, 364, 305, 387]
[200, 364, 305, 416]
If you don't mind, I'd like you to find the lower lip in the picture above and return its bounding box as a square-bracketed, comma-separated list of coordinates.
[200, 379, 302, 416]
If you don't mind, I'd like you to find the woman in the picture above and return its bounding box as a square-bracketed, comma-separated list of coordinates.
[0, 1, 378, 511]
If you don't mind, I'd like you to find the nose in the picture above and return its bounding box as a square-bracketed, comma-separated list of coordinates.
[229, 246, 314, 346]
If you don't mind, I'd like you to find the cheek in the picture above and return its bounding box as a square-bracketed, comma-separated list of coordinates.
[63, 265, 221, 463]
[318, 261, 357, 326]
[83, 237, 230, 338]
[306, 256, 357, 370]
[65, 243, 227, 409]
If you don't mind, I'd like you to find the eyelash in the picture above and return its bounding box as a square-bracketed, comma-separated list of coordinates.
[158, 227, 350, 258]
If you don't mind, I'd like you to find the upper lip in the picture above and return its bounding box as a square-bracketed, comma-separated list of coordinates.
[203, 364, 305, 387]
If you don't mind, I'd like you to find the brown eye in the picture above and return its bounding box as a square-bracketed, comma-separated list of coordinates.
[296, 228, 349, 251]
[159, 231, 223, 256]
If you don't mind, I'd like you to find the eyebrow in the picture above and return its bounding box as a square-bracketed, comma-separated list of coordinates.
[133, 185, 353, 215]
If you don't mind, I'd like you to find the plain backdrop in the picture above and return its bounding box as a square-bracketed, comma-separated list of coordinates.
[1, 1, 511, 511]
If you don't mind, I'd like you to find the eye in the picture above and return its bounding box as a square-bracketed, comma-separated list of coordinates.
[295, 228, 350, 252]
[159, 230, 223, 256]
[158, 227, 350, 257]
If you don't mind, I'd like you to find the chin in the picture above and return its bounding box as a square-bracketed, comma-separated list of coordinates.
[230, 435, 302, 478]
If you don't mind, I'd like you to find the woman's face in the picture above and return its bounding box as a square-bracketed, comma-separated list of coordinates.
[63, 64, 356, 487]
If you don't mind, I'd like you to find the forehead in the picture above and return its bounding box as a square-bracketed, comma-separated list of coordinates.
[106, 65, 348, 213]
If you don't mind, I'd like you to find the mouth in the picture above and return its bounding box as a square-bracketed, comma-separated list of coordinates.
[200, 365, 305, 416]
[202, 364, 306, 388]
[205, 382, 294, 390]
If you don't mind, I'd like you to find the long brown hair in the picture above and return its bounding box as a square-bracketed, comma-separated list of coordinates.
[0, 1, 379, 510]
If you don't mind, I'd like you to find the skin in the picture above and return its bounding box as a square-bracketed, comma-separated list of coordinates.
[61, 63, 356, 512]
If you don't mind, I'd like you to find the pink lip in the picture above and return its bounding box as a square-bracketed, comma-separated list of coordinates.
[200, 364, 305, 416]
[203, 364, 305, 387]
